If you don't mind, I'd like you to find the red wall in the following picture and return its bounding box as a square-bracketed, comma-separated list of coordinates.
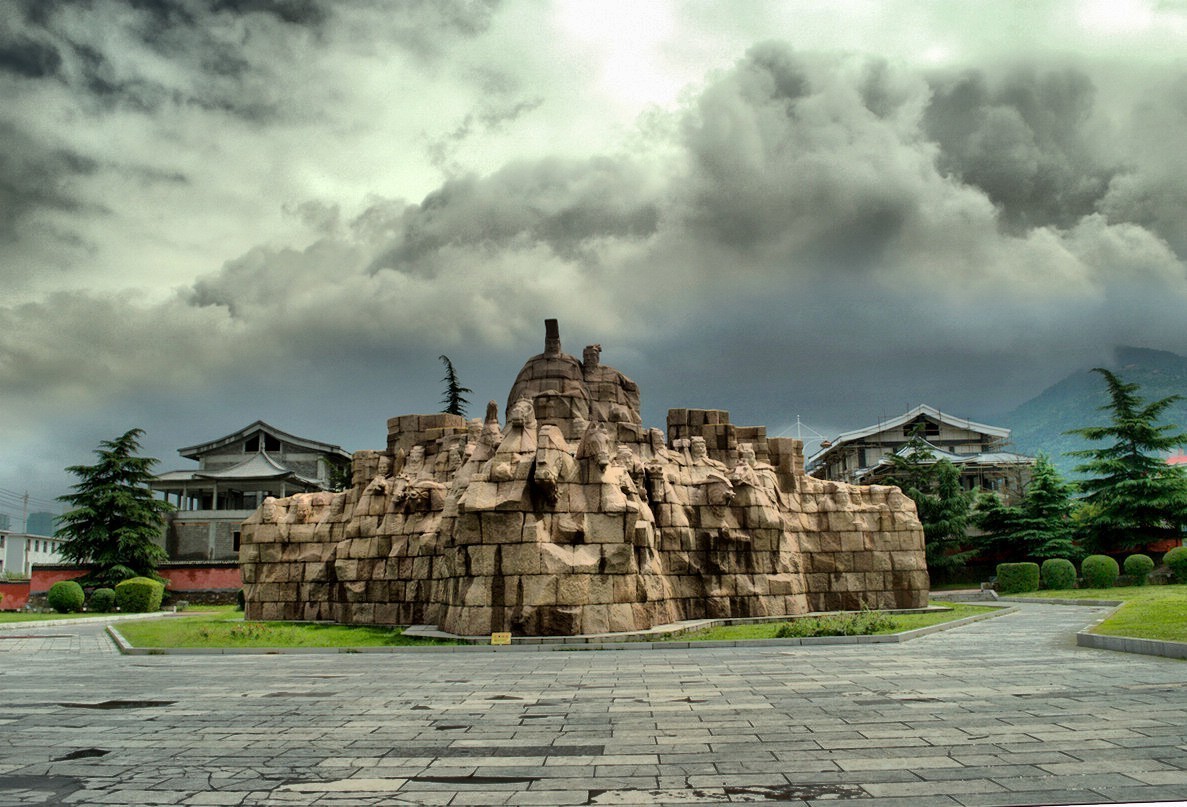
[19, 563, 241, 598]
[160, 564, 241, 590]
[0, 581, 30, 611]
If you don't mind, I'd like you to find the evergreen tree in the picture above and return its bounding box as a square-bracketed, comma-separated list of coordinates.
[438, 355, 472, 417]
[1067, 368, 1187, 552]
[56, 428, 171, 586]
[883, 433, 975, 578]
[974, 453, 1079, 561]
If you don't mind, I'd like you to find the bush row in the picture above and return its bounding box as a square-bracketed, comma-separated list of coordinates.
[997, 550, 1184, 592]
[41, 579, 164, 614]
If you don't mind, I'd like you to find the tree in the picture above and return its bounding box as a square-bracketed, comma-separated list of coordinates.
[1067, 368, 1187, 553]
[882, 433, 975, 579]
[438, 354, 472, 417]
[974, 453, 1079, 561]
[56, 428, 171, 587]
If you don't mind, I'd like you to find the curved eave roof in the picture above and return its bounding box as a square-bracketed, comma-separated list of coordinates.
[808, 404, 1011, 465]
[153, 452, 321, 488]
[178, 420, 351, 462]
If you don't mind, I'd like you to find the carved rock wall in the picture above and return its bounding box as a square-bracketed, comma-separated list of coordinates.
[241, 322, 928, 635]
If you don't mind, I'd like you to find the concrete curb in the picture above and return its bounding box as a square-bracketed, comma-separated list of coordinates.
[107, 604, 1016, 656]
[996, 596, 1187, 661]
[1000, 596, 1123, 607]
[1071, 601, 1187, 660]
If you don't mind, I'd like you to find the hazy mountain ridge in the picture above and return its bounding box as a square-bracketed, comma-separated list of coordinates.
[1002, 347, 1187, 475]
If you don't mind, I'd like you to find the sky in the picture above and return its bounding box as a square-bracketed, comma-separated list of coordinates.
[3, 0, 1187, 522]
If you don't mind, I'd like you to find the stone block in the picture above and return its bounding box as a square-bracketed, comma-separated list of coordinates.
[601, 543, 634, 574]
[584, 512, 627, 543]
[556, 574, 590, 605]
[521, 574, 558, 606]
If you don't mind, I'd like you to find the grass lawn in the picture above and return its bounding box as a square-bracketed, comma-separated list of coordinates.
[669, 602, 998, 642]
[116, 608, 463, 648]
[1015, 584, 1187, 643]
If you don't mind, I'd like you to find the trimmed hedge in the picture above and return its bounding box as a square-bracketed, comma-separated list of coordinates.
[1040, 558, 1077, 590]
[47, 580, 85, 613]
[996, 562, 1040, 594]
[114, 577, 165, 613]
[1081, 554, 1120, 589]
[1123, 553, 1155, 585]
[1164, 546, 1187, 582]
[89, 587, 117, 612]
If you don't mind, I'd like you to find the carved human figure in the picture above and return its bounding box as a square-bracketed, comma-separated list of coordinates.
[488, 396, 538, 481]
[533, 425, 575, 507]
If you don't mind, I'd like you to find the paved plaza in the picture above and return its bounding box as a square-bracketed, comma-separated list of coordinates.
[1, 603, 1185, 806]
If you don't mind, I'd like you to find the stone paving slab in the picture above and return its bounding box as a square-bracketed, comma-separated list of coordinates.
[0, 603, 1185, 806]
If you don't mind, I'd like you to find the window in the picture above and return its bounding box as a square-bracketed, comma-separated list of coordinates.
[264, 434, 281, 452]
[902, 417, 940, 438]
[232, 530, 241, 552]
[245, 435, 259, 452]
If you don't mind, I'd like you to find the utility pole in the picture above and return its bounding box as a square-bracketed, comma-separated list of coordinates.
[21, 492, 28, 534]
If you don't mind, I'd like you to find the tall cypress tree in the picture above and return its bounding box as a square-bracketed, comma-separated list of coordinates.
[974, 453, 1078, 561]
[56, 428, 171, 586]
[1067, 368, 1187, 553]
[883, 433, 975, 579]
[438, 355, 473, 418]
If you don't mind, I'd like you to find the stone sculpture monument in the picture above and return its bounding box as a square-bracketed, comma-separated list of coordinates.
[240, 320, 929, 635]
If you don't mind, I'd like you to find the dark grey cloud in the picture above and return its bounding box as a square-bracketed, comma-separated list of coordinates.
[6, 33, 1187, 505]
[367, 157, 662, 271]
[0, 121, 104, 242]
[0, 33, 63, 79]
[923, 66, 1119, 232]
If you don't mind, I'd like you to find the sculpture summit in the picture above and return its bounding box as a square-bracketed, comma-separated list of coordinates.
[240, 320, 929, 635]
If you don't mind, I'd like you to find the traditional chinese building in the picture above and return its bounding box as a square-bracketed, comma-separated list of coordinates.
[808, 405, 1035, 503]
[151, 422, 351, 560]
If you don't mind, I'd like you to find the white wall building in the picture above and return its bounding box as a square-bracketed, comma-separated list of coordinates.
[0, 531, 67, 577]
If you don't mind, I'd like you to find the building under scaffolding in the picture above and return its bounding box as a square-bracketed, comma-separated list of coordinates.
[806, 404, 1035, 504]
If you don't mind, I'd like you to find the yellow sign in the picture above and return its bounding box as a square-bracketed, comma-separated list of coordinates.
[490, 632, 512, 646]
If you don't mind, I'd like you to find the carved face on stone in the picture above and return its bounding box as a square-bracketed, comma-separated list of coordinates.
[509, 396, 534, 427]
[583, 344, 601, 368]
[615, 446, 634, 467]
[405, 446, 425, 471]
[690, 437, 708, 461]
[260, 497, 279, 523]
[738, 443, 756, 466]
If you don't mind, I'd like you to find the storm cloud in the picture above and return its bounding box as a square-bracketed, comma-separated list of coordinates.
[3, 4, 1187, 512]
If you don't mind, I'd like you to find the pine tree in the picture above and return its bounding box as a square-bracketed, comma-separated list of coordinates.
[974, 453, 1079, 561]
[883, 433, 974, 579]
[438, 355, 472, 417]
[56, 428, 171, 586]
[1067, 368, 1187, 553]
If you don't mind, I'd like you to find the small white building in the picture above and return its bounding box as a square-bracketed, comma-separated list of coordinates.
[0, 531, 67, 577]
[808, 404, 1035, 503]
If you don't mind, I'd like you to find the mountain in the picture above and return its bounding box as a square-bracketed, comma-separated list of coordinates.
[1003, 347, 1187, 476]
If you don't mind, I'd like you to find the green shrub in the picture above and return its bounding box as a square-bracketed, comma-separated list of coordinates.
[1123, 553, 1155, 585]
[1040, 558, 1077, 590]
[47, 580, 85, 613]
[114, 577, 165, 613]
[1163, 546, 1187, 582]
[774, 609, 896, 638]
[996, 562, 1040, 594]
[1081, 554, 1120, 589]
[88, 587, 117, 612]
